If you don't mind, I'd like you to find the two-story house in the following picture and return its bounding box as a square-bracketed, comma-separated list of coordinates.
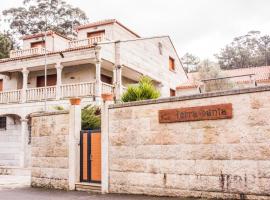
[0, 19, 187, 169]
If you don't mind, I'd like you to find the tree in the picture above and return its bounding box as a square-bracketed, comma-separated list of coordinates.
[257, 35, 270, 66]
[181, 53, 200, 73]
[197, 59, 233, 92]
[0, 32, 14, 59]
[121, 76, 160, 102]
[81, 105, 101, 130]
[2, 0, 88, 37]
[215, 31, 270, 69]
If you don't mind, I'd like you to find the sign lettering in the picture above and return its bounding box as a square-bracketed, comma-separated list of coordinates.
[159, 103, 233, 123]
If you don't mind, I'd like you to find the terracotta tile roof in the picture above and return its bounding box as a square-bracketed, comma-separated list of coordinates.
[177, 66, 270, 90]
[176, 80, 198, 89]
[0, 45, 95, 64]
[76, 19, 140, 38]
[21, 30, 71, 41]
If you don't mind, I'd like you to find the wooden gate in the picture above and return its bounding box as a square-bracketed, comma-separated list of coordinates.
[80, 130, 101, 183]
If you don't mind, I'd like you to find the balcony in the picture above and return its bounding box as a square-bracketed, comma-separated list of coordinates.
[10, 47, 50, 58]
[0, 82, 115, 104]
[68, 36, 104, 49]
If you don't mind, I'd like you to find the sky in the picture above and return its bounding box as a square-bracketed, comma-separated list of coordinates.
[1, 0, 270, 60]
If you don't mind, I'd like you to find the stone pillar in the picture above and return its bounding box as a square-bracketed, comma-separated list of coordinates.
[101, 100, 113, 194]
[21, 68, 29, 103]
[20, 118, 28, 168]
[68, 98, 81, 190]
[114, 41, 122, 101]
[95, 46, 102, 102]
[56, 62, 63, 100]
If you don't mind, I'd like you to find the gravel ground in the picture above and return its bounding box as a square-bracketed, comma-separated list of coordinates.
[0, 187, 199, 200]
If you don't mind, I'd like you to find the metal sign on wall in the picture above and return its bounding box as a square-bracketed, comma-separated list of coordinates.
[159, 103, 233, 123]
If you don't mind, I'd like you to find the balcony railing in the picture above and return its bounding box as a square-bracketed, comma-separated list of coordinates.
[10, 47, 50, 58]
[68, 36, 104, 49]
[0, 90, 21, 104]
[26, 86, 56, 102]
[61, 81, 96, 98]
[102, 82, 115, 94]
[0, 81, 117, 104]
[199, 74, 257, 93]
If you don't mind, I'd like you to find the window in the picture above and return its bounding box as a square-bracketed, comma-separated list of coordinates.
[170, 89, 176, 97]
[36, 74, 57, 87]
[87, 30, 105, 38]
[101, 74, 112, 84]
[0, 117, 6, 129]
[31, 41, 45, 48]
[169, 57, 175, 71]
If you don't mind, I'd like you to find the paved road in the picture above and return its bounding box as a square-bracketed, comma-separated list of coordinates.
[0, 187, 197, 200]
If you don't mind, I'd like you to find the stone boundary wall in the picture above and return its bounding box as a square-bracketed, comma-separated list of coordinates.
[30, 111, 70, 190]
[106, 86, 270, 200]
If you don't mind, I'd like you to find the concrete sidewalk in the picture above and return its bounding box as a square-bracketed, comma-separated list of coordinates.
[0, 175, 30, 189]
[0, 187, 198, 200]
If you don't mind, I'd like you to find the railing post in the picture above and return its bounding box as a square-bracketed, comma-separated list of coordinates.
[114, 41, 123, 101]
[56, 62, 63, 100]
[95, 46, 102, 102]
[21, 68, 29, 103]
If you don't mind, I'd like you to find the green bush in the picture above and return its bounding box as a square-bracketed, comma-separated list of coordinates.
[121, 76, 160, 102]
[81, 105, 101, 130]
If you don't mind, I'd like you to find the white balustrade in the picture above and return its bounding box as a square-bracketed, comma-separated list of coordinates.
[10, 47, 49, 58]
[101, 82, 115, 94]
[0, 82, 99, 104]
[61, 82, 95, 98]
[26, 86, 56, 102]
[0, 90, 21, 104]
[68, 36, 104, 49]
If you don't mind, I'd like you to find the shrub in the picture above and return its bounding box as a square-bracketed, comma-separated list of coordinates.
[81, 105, 101, 130]
[121, 76, 160, 102]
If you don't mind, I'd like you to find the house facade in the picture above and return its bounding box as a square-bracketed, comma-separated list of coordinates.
[0, 19, 187, 169]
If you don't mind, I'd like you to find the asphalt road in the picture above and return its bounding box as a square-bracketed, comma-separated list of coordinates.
[0, 187, 198, 200]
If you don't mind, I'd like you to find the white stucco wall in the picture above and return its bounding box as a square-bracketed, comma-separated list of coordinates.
[0, 116, 21, 166]
[62, 64, 96, 84]
[22, 34, 69, 52]
[77, 24, 114, 41]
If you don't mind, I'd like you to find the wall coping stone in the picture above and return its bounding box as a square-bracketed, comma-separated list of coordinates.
[109, 85, 270, 109]
[30, 110, 69, 117]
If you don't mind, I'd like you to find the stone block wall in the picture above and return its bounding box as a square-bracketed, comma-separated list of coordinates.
[31, 111, 69, 190]
[107, 86, 270, 199]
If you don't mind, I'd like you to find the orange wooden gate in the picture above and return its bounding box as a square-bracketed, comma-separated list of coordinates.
[80, 130, 101, 183]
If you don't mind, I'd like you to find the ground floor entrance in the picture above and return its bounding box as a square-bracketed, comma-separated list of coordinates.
[80, 130, 101, 183]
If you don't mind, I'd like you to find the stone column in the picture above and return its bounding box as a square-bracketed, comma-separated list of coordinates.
[101, 100, 113, 193]
[20, 118, 28, 168]
[21, 68, 29, 103]
[95, 46, 102, 102]
[56, 62, 63, 100]
[68, 98, 81, 190]
[114, 41, 123, 101]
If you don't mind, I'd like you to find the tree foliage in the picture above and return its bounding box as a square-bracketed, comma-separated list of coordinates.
[197, 60, 233, 92]
[121, 76, 160, 102]
[81, 105, 101, 130]
[0, 32, 14, 59]
[215, 31, 270, 69]
[2, 0, 89, 37]
[181, 53, 200, 73]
